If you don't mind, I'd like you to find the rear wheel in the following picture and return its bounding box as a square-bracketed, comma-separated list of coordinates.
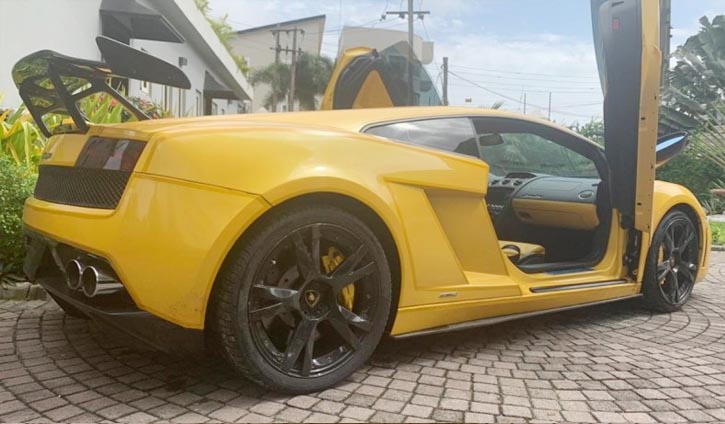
[211, 205, 391, 393]
[642, 210, 700, 312]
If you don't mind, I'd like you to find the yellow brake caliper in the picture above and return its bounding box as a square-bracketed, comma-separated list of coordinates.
[322, 247, 355, 310]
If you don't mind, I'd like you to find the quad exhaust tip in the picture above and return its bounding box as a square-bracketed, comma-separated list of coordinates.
[66, 260, 123, 298]
[66, 259, 83, 290]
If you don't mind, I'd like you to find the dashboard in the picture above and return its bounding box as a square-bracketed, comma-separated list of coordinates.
[487, 172, 601, 231]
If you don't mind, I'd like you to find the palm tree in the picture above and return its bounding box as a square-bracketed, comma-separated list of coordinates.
[660, 15, 724, 132]
[294, 54, 334, 110]
[249, 53, 334, 111]
[248, 63, 290, 112]
[659, 15, 725, 209]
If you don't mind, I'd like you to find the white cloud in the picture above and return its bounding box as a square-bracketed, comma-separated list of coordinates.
[211, 0, 604, 123]
[434, 32, 603, 123]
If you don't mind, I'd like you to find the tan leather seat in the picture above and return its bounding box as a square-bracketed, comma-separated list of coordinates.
[499, 241, 546, 264]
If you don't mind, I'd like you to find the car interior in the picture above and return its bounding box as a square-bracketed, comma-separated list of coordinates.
[469, 118, 612, 273]
[365, 116, 613, 273]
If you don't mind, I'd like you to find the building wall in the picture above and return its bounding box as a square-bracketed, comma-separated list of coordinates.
[128, 37, 241, 117]
[229, 17, 324, 112]
[338, 26, 434, 64]
[0, 0, 103, 107]
[0, 0, 246, 116]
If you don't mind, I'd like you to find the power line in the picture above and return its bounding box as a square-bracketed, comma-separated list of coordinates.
[448, 71, 601, 119]
[448, 82, 602, 95]
[448, 68, 601, 85]
[450, 63, 600, 80]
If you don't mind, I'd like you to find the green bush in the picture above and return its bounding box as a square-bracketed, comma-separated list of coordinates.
[656, 144, 725, 214]
[0, 157, 36, 274]
[712, 222, 725, 246]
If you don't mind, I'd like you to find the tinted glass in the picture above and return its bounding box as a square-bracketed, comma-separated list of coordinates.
[479, 132, 598, 178]
[378, 42, 442, 106]
[365, 118, 479, 158]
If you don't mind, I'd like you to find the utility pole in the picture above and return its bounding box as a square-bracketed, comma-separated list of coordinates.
[288, 28, 300, 112]
[270, 26, 282, 112]
[660, 0, 672, 87]
[523, 93, 527, 114]
[385, 1, 429, 105]
[547, 92, 552, 120]
[442, 57, 449, 106]
[270, 27, 304, 112]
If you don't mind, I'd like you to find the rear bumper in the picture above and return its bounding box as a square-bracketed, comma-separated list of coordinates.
[25, 229, 205, 355]
[22, 172, 269, 329]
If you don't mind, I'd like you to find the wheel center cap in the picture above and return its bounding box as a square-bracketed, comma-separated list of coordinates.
[304, 289, 321, 308]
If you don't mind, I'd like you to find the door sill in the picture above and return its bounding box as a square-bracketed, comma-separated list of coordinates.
[530, 279, 629, 293]
[392, 293, 641, 339]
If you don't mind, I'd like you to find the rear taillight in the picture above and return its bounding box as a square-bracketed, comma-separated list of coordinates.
[75, 137, 145, 172]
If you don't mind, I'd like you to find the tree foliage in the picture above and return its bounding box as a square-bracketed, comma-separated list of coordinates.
[570, 120, 604, 146]
[660, 16, 725, 131]
[249, 53, 334, 111]
[194, 0, 249, 74]
[657, 14, 725, 209]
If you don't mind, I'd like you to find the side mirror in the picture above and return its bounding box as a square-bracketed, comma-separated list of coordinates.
[479, 133, 504, 146]
[656, 132, 689, 168]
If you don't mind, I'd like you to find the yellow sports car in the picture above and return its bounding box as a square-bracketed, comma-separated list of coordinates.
[15, 0, 710, 393]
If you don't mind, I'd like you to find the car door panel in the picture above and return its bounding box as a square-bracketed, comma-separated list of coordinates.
[592, 0, 663, 236]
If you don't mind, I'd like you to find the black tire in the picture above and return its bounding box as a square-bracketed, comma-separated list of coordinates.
[211, 205, 392, 393]
[642, 210, 700, 313]
[48, 293, 89, 319]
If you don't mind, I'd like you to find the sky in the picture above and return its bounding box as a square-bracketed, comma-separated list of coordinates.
[209, 0, 723, 124]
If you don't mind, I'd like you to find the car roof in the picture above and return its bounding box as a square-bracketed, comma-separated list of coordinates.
[233, 106, 550, 132]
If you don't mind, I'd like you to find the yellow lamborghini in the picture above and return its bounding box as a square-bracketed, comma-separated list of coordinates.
[15, 0, 711, 393]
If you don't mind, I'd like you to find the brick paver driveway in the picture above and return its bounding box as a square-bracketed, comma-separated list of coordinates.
[1, 252, 724, 423]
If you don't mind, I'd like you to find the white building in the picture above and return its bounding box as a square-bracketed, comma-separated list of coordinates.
[337, 26, 434, 64]
[229, 15, 325, 113]
[0, 0, 252, 116]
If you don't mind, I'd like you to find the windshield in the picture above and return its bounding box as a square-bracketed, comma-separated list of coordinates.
[378, 41, 442, 107]
[480, 133, 599, 178]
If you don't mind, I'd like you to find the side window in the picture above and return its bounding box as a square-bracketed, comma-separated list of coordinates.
[365, 118, 480, 158]
[473, 119, 599, 178]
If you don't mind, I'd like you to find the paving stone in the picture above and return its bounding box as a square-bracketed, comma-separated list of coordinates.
[0, 252, 723, 423]
[340, 405, 376, 421]
[303, 412, 339, 423]
[207, 406, 248, 422]
[400, 403, 433, 418]
[274, 406, 311, 422]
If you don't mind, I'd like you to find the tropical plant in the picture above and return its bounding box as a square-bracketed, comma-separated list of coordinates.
[129, 96, 172, 119]
[249, 63, 290, 111]
[690, 101, 725, 171]
[570, 119, 604, 146]
[79, 93, 127, 124]
[249, 53, 334, 111]
[0, 157, 36, 277]
[654, 14, 725, 212]
[194, 0, 249, 74]
[712, 221, 725, 245]
[293, 53, 335, 110]
[1, 102, 48, 171]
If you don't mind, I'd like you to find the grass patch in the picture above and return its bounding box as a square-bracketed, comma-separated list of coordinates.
[712, 221, 725, 246]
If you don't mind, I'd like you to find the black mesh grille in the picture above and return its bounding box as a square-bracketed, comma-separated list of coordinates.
[34, 165, 131, 209]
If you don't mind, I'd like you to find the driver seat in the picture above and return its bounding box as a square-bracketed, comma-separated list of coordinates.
[499, 241, 546, 265]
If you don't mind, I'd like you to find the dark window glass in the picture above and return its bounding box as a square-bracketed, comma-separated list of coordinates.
[479, 133, 598, 177]
[472, 118, 599, 178]
[365, 118, 480, 159]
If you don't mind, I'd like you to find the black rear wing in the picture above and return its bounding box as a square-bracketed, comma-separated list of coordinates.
[12, 36, 190, 137]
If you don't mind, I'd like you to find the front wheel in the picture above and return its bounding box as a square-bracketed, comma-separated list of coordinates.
[642, 210, 700, 312]
[211, 205, 392, 393]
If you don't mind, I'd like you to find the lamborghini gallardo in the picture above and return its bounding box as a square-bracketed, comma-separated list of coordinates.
[16, 0, 711, 392]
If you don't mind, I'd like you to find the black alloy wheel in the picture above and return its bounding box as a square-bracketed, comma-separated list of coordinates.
[211, 205, 391, 393]
[643, 210, 700, 312]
